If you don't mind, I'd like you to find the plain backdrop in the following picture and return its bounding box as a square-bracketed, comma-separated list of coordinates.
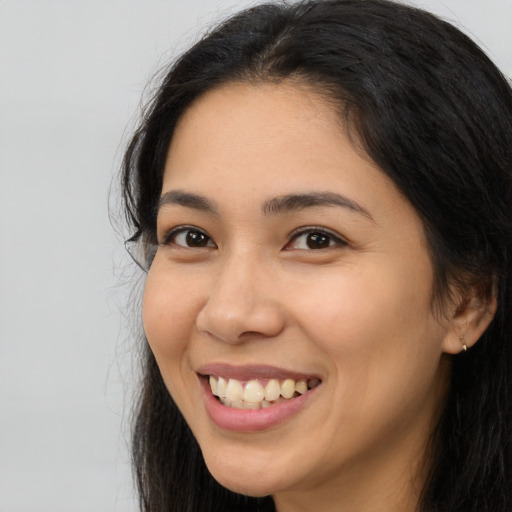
[0, 1, 510, 511]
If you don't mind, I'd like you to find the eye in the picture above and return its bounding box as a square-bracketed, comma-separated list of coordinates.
[162, 226, 216, 249]
[286, 228, 347, 250]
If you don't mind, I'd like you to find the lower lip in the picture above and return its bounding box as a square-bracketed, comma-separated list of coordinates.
[200, 377, 319, 432]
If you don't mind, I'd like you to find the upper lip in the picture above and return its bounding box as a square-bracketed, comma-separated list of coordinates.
[196, 363, 321, 381]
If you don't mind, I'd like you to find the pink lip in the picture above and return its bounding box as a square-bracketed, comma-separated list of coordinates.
[198, 367, 321, 432]
[197, 363, 320, 382]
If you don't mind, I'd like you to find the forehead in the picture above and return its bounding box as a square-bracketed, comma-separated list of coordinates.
[166, 81, 344, 174]
[162, 82, 417, 228]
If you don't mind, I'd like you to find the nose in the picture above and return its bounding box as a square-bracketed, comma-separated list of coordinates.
[195, 256, 286, 344]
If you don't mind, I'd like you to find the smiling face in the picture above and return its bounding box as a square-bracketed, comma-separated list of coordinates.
[142, 82, 455, 510]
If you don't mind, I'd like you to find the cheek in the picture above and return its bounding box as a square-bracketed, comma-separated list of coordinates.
[291, 256, 443, 401]
[295, 260, 433, 346]
[142, 269, 200, 361]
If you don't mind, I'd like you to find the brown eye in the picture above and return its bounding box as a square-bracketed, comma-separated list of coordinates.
[305, 232, 331, 249]
[286, 228, 347, 251]
[185, 230, 210, 247]
[165, 227, 216, 248]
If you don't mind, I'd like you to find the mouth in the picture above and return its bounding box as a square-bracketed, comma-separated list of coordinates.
[208, 375, 321, 410]
[197, 364, 322, 431]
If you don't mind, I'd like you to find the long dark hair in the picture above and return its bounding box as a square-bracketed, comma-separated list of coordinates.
[121, 1, 512, 510]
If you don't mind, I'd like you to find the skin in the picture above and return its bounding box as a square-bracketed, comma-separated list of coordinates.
[142, 82, 496, 512]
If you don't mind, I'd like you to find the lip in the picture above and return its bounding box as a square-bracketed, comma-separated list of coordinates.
[197, 363, 321, 382]
[197, 364, 321, 432]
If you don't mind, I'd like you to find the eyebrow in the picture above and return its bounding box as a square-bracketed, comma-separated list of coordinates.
[262, 191, 374, 220]
[158, 190, 219, 214]
[158, 189, 373, 221]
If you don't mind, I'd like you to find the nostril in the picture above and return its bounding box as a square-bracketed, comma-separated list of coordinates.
[195, 296, 286, 344]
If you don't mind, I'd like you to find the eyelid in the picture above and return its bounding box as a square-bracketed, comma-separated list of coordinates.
[285, 226, 348, 250]
[160, 225, 216, 248]
[158, 224, 346, 250]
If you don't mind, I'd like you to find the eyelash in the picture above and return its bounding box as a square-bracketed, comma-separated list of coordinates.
[160, 225, 347, 251]
[161, 225, 216, 249]
[286, 227, 348, 250]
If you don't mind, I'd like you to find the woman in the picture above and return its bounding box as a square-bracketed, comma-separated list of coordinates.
[121, 0, 512, 510]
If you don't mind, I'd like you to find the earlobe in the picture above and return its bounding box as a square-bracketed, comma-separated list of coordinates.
[442, 291, 498, 355]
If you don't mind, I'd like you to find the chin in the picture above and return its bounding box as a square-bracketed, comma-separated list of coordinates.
[209, 471, 281, 498]
[202, 447, 293, 498]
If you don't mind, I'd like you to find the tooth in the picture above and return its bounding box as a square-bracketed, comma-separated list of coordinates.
[217, 377, 227, 398]
[209, 376, 218, 396]
[295, 379, 307, 394]
[261, 400, 273, 408]
[243, 380, 265, 402]
[281, 379, 295, 399]
[243, 401, 260, 410]
[265, 379, 281, 401]
[230, 400, 260, 410]
[225, 379, 243, 402]
[220, 397, 231, 407]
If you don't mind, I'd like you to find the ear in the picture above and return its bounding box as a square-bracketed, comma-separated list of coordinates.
[442, 286, 498, 354]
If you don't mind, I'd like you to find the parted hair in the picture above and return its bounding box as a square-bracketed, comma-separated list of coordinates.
[121, 1, 512, 511]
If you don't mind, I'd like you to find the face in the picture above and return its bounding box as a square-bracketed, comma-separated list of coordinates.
[143, 82, 453, 505]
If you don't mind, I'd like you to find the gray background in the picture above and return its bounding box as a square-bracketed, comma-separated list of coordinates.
[0, 1, 510, 511]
